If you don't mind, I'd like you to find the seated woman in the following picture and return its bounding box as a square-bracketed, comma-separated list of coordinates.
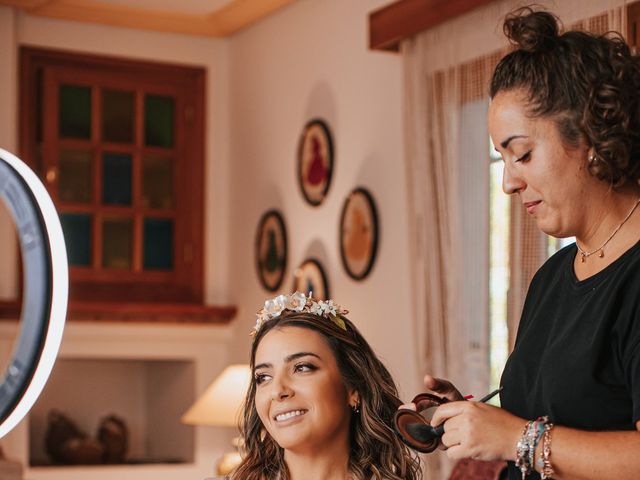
[231, 292, 421, 480]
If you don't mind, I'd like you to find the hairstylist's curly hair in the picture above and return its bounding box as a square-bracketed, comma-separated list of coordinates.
[490, 6, 640, 187]
[231, 310, 421, 480]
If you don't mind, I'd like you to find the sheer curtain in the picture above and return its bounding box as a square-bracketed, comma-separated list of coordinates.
[403, 46, 502, 479]
[401, 2, 626, 479]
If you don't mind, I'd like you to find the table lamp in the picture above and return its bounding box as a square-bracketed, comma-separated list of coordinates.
[182, 364, 251, 476]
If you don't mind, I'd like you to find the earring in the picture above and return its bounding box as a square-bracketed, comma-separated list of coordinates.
[351, 402, 360, 414]
[588, 152, 597, 163]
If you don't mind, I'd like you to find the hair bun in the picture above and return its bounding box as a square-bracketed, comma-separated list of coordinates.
[503, 8, 560, 52]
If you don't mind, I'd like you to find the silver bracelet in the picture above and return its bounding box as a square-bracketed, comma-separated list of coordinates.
[515, 421, 533, 479]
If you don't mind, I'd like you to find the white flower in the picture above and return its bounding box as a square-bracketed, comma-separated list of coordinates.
[312, 300, 336, 317]
[309, 301, 323, 316]
[322, 300, 338, 317]
[287, 292, 307, 312]
[264, 295, 287, 318]
[252, 294, 349, 335]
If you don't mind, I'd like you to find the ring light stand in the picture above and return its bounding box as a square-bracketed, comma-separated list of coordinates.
[0, 148, 67, 438]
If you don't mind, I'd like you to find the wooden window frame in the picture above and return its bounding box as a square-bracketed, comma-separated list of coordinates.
[20, 47, 206, 308]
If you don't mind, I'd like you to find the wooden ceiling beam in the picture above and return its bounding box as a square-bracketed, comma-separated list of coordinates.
[369, 0, 497, 52]
[25, 0, 221, 36]
[0, 0, 51, 8]
[0, 0, 297, 37]
[208, 0, 297, 36]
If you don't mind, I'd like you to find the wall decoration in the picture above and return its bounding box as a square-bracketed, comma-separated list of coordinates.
[293, 258, 330, 300]
[339, 188, 379, 280]
[255, 209, 287, 292]
[297, 118, 334, 206]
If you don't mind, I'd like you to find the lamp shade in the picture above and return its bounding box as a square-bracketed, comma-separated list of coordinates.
[181, 364, 251, 427]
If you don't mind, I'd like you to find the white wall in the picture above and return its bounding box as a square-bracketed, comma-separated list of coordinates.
[227, 0, 421, 399]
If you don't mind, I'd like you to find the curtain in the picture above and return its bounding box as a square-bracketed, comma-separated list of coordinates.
[403, 46, 503, 478]
[403, 44, 462, 389]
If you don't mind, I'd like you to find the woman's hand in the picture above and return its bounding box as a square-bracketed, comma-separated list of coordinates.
[399, 375, 466, 410]
[430, 400, 524, 462]
[421, 375, 465, 402]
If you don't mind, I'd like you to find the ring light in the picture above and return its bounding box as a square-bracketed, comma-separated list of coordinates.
[0, 148, 67, 438]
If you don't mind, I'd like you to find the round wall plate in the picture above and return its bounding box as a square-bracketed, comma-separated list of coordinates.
[339, 187, 379, 281]
[297, 119, 334, 207]
[255, 209, 288, 292]
[293, 258, 329, 300]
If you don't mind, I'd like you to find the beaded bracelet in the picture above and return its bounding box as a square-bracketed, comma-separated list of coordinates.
[528, 417, 547, 471]
[516, 416, 549, 479]
[540, 422, 555, 479]
[516, 419, 540, 479]
[515, 420, 532, 479]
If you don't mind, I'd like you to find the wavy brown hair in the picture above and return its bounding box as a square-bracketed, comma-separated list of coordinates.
[490, 6, 640, 187]
[231, 308, 421, 480]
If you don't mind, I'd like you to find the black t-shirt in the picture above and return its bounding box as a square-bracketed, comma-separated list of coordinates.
[500, 240, 640, 480]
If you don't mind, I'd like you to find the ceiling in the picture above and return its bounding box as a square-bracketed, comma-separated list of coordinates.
[0, 0, 298, 37]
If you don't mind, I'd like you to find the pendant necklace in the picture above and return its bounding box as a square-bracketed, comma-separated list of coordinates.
[576, 197, 640, 262]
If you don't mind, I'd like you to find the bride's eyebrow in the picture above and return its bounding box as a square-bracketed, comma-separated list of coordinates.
[254, 352, 321, 371]
[284, 352, 321, 363]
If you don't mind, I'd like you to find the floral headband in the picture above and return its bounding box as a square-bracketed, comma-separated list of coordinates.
[253, 292, 349, 335]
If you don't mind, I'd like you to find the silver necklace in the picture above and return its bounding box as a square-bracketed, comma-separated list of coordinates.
[576, 197, 640, 262]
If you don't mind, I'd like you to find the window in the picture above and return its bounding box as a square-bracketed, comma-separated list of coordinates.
[488, 140, 573, 392]
[489, 143, 510, 392]
[20, 48, 206, 305]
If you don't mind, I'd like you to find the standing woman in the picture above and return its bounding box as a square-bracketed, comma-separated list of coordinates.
[416, 7, 640, 480]
[232, 292, 421, 480]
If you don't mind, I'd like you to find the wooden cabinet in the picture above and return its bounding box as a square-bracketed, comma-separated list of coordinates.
[20, 48, 206, 305]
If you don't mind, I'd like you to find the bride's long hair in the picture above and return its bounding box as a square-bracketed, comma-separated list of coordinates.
[232, 309, 421, 480]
